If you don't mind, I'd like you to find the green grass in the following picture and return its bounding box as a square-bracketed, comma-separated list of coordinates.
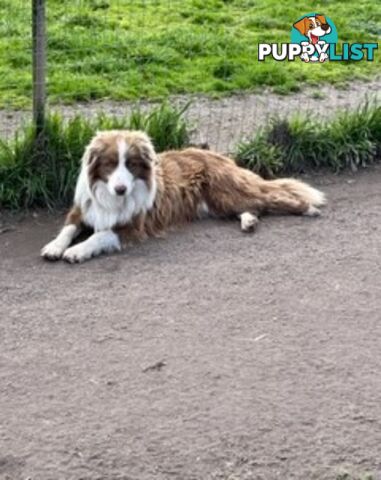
[0, 0, 380, 107]
[1, 101, 381, 210]
[336, 472, 375, 480]
[236, 102, 381, 177]
[0, 103, 190, 209]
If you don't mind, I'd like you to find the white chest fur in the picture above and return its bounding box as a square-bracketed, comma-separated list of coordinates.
[74, 168, 156, 231]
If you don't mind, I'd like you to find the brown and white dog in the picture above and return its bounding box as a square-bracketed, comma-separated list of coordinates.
[293, 14, 331, 62]
[41, 130, 326, 263]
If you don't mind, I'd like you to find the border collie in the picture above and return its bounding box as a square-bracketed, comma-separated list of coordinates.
[41, 130, 325, 263]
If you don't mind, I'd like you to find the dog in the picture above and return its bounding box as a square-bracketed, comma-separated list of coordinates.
[41, 130, 326, 263]
[293, 14, 331, 63]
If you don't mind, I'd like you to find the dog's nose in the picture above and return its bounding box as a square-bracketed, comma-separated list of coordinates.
[114, 185, 127, 196]
[321, 23, 330, 31]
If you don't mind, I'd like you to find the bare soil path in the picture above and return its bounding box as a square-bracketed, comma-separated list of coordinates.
[1, 168, 381, 480]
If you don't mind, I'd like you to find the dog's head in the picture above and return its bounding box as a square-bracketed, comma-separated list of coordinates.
[293, 14, 331, 44]
[83, 130, 157, 199]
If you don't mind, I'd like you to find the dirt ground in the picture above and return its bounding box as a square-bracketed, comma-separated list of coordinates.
[1, 78, 380, 152]
[1, 166, 381, 480]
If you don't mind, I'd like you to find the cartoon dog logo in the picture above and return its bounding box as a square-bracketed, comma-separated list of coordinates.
[293, 14, 332, 62]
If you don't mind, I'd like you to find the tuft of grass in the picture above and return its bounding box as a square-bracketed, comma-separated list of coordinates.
[0, 102, 191, 210]
[128, 102, 191, 152]
[0, 115, 95, 210]
[236, 103, 381, 177]
[336, 472, 374, 480]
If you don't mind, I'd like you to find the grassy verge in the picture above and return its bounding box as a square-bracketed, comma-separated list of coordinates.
[236, 103, 381, 177]
[1, 0, 380, 107]
[0, 103, 190, 209]
[1, 102, 380, 210]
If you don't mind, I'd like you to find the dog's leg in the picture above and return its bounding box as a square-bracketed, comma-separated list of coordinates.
[134, 212, 148, 241]
[41, 206, 82, 261]
[239, 212, 259, 233]
[62, 230, 121, 264]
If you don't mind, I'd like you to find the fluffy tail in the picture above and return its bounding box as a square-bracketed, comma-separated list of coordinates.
[270, 178, 326, 207]
[263, 178, 326, 216]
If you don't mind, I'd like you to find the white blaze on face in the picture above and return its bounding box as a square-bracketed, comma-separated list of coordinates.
[107, 139, 134, 196]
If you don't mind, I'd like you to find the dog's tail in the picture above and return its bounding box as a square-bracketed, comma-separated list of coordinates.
[263, 178, 326, 215]
[270, 178, 326, 206]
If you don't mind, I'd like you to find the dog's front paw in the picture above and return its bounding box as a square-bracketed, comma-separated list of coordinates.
[41, 240, 66, 261]
[319, 52, 329, 63]
[63, 244, 91, 264]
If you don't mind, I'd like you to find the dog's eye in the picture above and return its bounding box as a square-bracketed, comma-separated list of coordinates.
[102, 159, 117, 173]
[128, 158, 149, 170]
[126, 158, 136, 168]
[309, 23, 313, 28]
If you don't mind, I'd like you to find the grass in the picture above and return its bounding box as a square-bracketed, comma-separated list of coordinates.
[236, 102, 381, 177]
[1, 101, 381, 210]
[0, 103, 190, 209]
[1, 0, 380, 107]
[336, 472, 375, 480]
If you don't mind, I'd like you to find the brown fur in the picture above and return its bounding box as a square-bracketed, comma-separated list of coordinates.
[41, 131, 325, 263]
[126, 143, 154, 189]
[87, 138, 119, 188]
[115, 145, 322, 242]
[63, 131, 325, 246]
[87, 131, 155, 190]
[65, 205, 82, 227]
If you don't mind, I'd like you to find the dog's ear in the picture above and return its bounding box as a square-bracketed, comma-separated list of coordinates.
[84, 146, 99, 166]
[83, 134, 107, 166]
[126, 142, 155, 180]
[128, 142, 155, 165]
[293, 17, 308, 36]
[316, 14, 327, 26]
[82, 143, 103, 175]
[128, 132, 158, 165]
